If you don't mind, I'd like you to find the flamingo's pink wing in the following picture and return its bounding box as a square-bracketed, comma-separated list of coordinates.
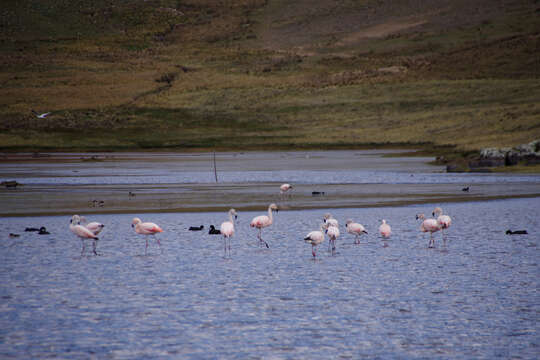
[72, 224, 97, 239]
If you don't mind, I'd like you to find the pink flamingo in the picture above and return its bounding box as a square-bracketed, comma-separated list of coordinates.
[324, 222, 340, 253]
[250, 203, 278, 248]
[433, 207, 452, 239]
[220, 208, 237, 257]
[280, 183, 293, 198]
[345, 219, 368, 244]
[304, 224, 325, 258]
[80, 216, 105, 236]
[379, 219, 392, 238]
[70, 215, 99, 255]
[132, 217, 163, 255]
[416, 213, 441, 248]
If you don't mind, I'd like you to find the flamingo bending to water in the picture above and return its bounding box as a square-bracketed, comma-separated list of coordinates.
[250, 203, 278, 248]
[345, 219, 368, 244]
[220, 208, 237, 257]
[304, 224, 325, 258]
[70, 215, 99, 255]
[280, 183, 293, 198]
[132, 217, 163, 255]
[379, 219, 392, 238]
[416, 213, 441, 248]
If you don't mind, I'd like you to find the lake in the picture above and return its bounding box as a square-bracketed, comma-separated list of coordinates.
[0, 150, 539, 359]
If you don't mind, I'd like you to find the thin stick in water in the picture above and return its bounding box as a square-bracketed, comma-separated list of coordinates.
[213, 151, 218, 183]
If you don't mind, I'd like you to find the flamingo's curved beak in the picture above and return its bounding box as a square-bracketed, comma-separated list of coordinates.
[235, 215, 238, 220]
[131, 224, 134, 228]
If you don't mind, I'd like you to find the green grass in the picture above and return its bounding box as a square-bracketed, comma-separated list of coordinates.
[0, 0, 539, 158]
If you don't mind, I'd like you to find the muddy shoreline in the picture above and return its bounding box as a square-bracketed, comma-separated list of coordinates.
[1, 150, 539, 217]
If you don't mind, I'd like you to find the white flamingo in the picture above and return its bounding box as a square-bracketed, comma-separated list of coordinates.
[323, 213, 339, 228]
[416, 213, 441, 248]
[345, 219, 368, 244]
[132, 217, 163, 255]
[324, 222, 340, 253]
[220, 208, 237, 257]
[79, 216, 105, 236]
[433, 207, 451, 240]
[70, 215, 99, 255]
[379, 219, 391, 238]
[304, 224, 325, 258]
[250, 203, 278, 248]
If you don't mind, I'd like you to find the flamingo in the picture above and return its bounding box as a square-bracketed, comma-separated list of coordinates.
[280, 183, 293, 198]
[70, 215, 99, 255]
[132, 217, 163, 255]
[304, 224, 325, 258]
[250, 203, 278, 248]
[79, 216, 105, 236]
[345, 219, 368, 244]
[416, 213, 441, 248]
[323, 213, 339, 228]
[324, 222, 340, 253]
[379, 219, 391, 238]
[220, 208, 237, 257]
[433, 207, 452, 239]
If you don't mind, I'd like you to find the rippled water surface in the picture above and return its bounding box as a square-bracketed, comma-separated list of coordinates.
[1, 198, 539, 359]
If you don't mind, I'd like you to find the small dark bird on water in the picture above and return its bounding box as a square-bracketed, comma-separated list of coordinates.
[506, 229, 528, 235]
[312, 191, 325, 196]
[9, 233, 20, 237]
[208, 225, 221, 235]
[38, 227, 50, 235]
[189, 225, 204, 231]
[462, 187, 470, 192]
[25, 227, 40, 232]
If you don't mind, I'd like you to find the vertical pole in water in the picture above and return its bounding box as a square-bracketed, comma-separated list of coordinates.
[213, 150, 218, 183]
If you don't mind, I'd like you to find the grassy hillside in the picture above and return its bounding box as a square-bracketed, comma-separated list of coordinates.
[1, 0, 539, 152]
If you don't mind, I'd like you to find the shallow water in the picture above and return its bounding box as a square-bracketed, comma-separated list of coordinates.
[1, 198, 539, 359]
[1, 150, 539, 216]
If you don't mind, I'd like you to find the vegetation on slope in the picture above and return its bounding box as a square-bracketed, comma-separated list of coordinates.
[1, 0, 539, 153]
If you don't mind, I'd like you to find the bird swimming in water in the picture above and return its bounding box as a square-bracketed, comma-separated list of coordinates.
[189, 225, 204, 231]
[506, 229, 528, 235]
[208, 225, 221, 235]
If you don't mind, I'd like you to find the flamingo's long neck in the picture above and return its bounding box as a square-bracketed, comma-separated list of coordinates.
[267, 206, 274, 225]
[229, 212, 235, 226]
